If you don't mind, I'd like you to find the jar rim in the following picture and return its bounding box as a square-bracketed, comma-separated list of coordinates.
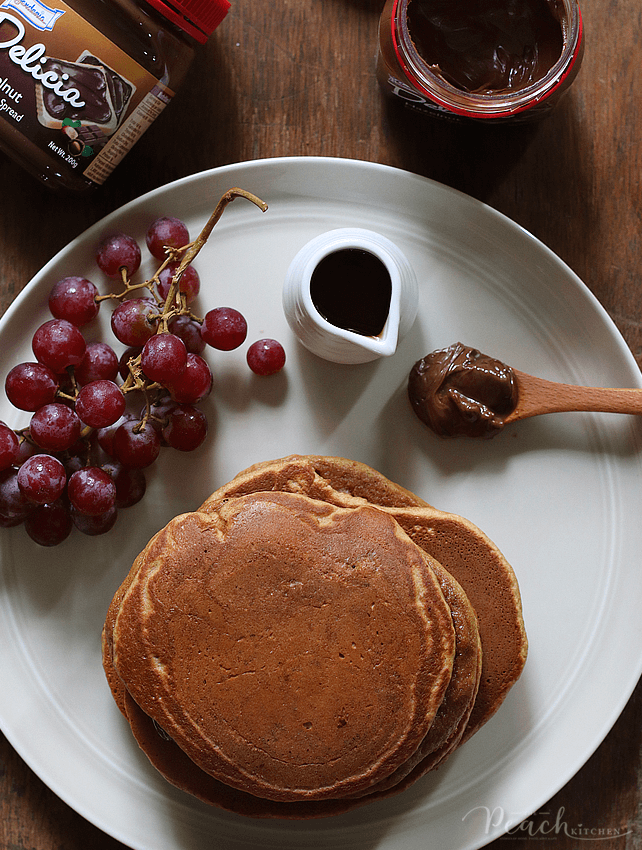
[391, 0, 584, 118]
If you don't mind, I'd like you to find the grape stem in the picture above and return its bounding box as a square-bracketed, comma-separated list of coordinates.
[120, 188, 268, 399]
[95, 267, 162, 304]
[159, 188, 268, 332]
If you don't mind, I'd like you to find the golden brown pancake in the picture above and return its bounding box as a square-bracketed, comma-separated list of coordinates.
[102, 506, 482, 816]
[103, 455, 525, 818]
[118, 553, 482, 818]
[102, 526, 482, 816]
[199, 454, 527, 739]
[120, 555, 483, 818]
[109, 491, 457, 802]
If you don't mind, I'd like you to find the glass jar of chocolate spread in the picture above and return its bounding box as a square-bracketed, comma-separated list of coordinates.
[377, 0, 584, 121]
[0, 0, 230, 191]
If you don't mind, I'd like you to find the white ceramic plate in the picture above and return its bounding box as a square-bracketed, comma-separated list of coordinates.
[1, 157, 642, 850]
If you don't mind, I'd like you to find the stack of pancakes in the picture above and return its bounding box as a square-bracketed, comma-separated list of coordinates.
[102, 455, 527, 818]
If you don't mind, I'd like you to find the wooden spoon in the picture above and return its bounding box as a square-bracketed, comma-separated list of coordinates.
[503, 370, 642, 424]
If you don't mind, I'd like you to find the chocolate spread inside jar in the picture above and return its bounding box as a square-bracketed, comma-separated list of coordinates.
[407, 0, 564, 94]
[408, 342, 518, 438]
[377, 0, 583, 120]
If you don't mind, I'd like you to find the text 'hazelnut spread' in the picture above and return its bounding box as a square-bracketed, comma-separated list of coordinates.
[0, 0, 230, 190]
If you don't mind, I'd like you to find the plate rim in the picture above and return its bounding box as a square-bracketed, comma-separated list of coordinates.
[1, 155, 641, 850]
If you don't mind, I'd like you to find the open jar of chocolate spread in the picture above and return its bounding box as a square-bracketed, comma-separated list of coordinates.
[377, 0, 583, 121]
[0, 0, 230, 191]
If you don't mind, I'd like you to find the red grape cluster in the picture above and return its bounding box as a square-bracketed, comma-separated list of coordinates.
[0, 188, 284, 546]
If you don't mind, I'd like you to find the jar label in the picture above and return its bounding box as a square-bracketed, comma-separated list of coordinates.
[0, 0, 174, 184]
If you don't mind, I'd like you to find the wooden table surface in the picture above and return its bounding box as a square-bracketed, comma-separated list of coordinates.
[1, 0, 641, 847]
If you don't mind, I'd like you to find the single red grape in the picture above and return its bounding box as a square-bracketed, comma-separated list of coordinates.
[141, 333, 187, 384]
[102, 460, 146, 508]
[168, 315, 206, 355]
[0, 423, 20, 471]
[96, 232, 141, 277]
[166, 353, 212, 404]
[162, 404, 208, 452]
[111, 298, 158, 347]
[246, 338, 286, 375]
[30, 403, 82, 452]
[24, 501, 73, 546]
[156, 263, 200, 303]
[146, 216, 190, 259]
[75, 380, 126, 429]
[75, 342, 119, 385]
[68, 466, 116, 516]
[113, 419, 161, 468]
[32, 319, 86, 373]
[17, 454, 67, 505]
[48, 276, 99, 326]
[5, 361, 59, 411]
[200, 307, 247, 350]
[0, 468, 34, 524]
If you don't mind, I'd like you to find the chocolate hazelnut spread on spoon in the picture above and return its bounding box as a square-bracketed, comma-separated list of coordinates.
[409, 342, 642, 438]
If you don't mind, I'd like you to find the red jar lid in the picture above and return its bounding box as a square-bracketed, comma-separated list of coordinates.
[145, 0, 231, 43]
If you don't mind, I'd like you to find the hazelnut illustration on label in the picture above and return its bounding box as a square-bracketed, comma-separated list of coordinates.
[0, 0, 173, 184]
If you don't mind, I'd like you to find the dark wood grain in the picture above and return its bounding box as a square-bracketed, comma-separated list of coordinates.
[2, 1, 641, 848]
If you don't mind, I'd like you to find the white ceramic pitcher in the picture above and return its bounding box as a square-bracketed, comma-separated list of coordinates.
[282, 228, 418, 364]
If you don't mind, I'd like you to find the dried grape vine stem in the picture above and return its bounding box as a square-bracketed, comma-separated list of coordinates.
[120, 188, 268, 398]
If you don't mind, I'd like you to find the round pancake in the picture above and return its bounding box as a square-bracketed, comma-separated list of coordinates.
[121, 558, 482, 819]
[102, 502, 481, 814]
[199, 455, 527, 739]
[109, 491, 457, 802]
[102, 525, 482, 815]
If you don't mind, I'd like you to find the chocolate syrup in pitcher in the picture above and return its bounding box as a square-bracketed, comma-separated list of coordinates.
[310, 249, 392, 337]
